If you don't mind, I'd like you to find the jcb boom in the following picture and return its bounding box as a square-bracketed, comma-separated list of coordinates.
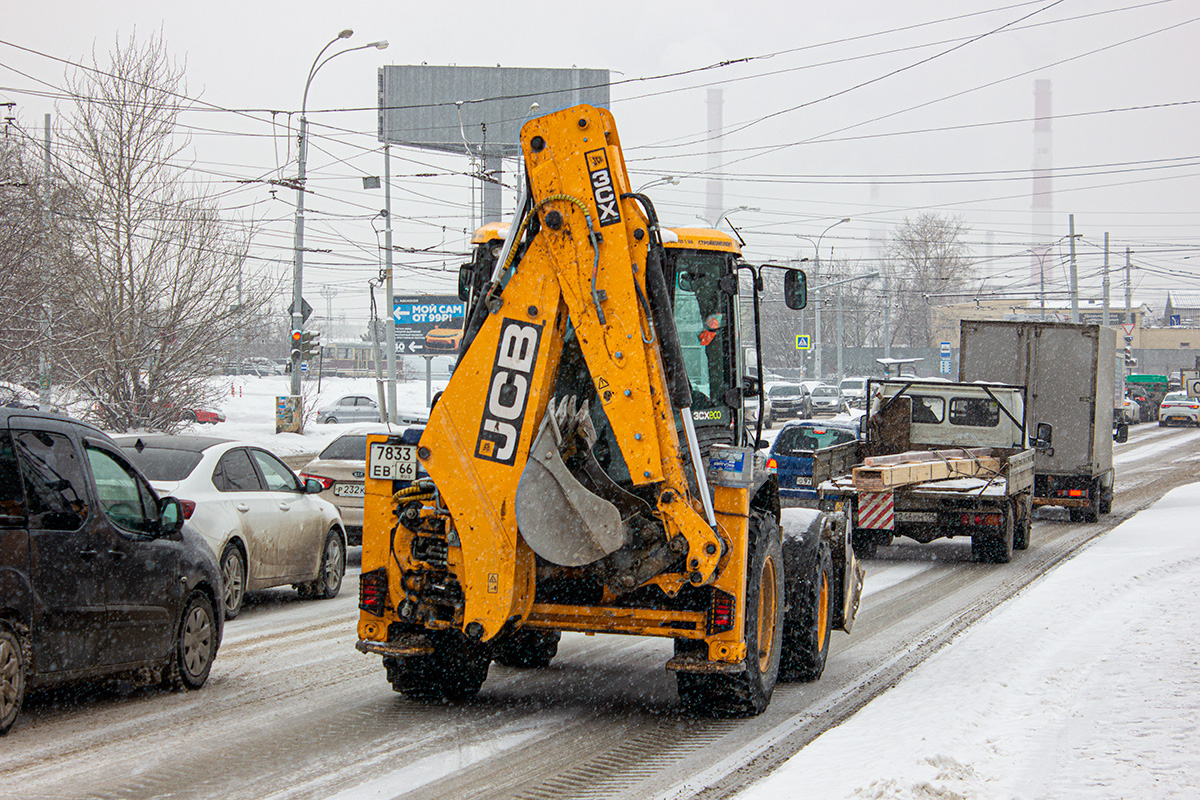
[356, 105, 862, 716]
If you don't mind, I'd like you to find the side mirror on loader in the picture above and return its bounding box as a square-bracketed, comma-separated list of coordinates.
[784, 269, 807, 310]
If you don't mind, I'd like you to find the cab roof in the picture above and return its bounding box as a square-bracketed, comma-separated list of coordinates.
[662, 227, 742, 256]
[470, 222, 510, 245]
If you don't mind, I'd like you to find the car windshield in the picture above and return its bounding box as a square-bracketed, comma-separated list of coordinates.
[840, 379, 865, 391]
[319, 434, 370, 461]
[1164, 393, 1188, 402]
[769, 385, 801, 398]
[119, 446, 203, 481]
[813, 387, 838, 398]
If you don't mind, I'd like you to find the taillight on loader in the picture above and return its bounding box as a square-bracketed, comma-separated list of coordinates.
[360, 567, 388, 616]
[708, 590, 736, 634]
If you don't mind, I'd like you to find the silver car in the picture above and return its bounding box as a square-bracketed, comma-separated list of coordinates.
[316, 395, 380, 425]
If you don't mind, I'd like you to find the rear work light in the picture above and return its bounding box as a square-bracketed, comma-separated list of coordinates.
[301, 474, 335, 490]
[708, 590, 736, 634]
[359, 567, 388, 616]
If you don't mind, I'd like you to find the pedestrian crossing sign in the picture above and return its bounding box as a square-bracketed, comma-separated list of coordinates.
[796, 334, 811, 350]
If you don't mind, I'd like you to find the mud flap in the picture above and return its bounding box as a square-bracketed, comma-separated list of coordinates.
[515, 409, 625, 566]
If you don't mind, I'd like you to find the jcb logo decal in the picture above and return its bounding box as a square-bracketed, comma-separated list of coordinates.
[585, 148, 621, 227]
[475, 319, 542, 465]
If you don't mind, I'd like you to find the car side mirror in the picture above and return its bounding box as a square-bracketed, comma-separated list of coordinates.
[743, 375, 761, 398]
[304, 478, 324, 494]
[159, 496, 184, 535]
[784, 269, 807, 310]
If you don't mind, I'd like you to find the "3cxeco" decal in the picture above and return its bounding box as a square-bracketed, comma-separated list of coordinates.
[475, 318, 543, 465]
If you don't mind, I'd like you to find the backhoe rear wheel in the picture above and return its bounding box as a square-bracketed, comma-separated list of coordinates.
[385, 633, 490, 703]
[676, 514, 784, 717]
[493, 630, 560, 669]
[780, 539, 833, 682]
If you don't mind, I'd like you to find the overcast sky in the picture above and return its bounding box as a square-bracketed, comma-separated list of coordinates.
[3, 0, 1198, 331]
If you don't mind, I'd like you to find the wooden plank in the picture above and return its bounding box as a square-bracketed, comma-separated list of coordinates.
[853, 454, 1001, 491]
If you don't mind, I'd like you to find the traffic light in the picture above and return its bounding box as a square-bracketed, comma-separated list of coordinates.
[1124, 334, 1137, 367]
[290, 329, 302, 360]
[301, 330, 320, 359]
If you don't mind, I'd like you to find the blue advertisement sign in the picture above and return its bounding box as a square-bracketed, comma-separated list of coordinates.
[393, 295, 466, 355]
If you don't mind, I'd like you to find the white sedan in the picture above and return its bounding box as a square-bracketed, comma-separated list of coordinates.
[116, 434, 348, 619]
[1158, 392, 1200, 427]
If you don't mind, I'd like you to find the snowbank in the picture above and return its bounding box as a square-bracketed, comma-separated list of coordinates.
[741, 482, 1200, 800]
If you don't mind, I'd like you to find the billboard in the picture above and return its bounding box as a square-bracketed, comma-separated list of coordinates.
[393, 295, 466, 356]
[377, 65, 610, 156]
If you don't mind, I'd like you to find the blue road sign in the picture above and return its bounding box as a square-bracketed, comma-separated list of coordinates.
[796, 334, 812, 350]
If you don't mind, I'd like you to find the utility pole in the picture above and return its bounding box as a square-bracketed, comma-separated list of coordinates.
[1102, 231, 1110, 326]
[813, 260, 822, 380]
[38, 113, 52, 410]
[1125, 248, 1133, 325]
[883, 276, 891, 360]
[1068, 213, 1079, 323]
[384, 144, 398, 424]
[835, 254, 845, 381]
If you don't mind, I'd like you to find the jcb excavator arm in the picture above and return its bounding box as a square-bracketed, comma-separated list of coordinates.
[415, 105, 724, 641]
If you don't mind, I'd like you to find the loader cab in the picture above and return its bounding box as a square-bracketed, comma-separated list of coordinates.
[459, 222, 511, 304]
[662, 228, 742, 448]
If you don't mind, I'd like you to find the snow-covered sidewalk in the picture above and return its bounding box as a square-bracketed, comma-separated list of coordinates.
[742, 482, 1200, 800]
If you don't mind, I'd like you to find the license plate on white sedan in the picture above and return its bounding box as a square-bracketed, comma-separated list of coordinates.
[368, 443, 418, 481]
[334, 483, 365, 497]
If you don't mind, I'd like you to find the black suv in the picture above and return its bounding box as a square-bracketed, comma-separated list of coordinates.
[0, 409, 223, 735]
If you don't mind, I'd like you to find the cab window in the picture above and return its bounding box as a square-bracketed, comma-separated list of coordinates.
[910, 395, 946, 424]
[668, 250, 732, 416]
[949, 397, 1000, 427]
[0, 431, 27, 527]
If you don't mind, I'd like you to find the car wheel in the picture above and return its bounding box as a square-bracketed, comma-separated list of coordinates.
[0, 624, 26, 736]
[169, 592, 217, 691]
[219, 543, 246, 620]
[324, 416, 338, 425]
[186, 411, 199, 424]
[301, 529, 345, 601]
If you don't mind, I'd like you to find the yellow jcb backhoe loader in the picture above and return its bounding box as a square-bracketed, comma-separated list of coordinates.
[356, 104, 861, 716]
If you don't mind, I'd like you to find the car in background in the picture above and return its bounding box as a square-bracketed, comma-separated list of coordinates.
[116, 435, 347, 620]
[765, 382, 812, 425]
[299, 425, 426, 547]
[1157, 392, 1200, 427]
[316, 395, 380, 425]
[1, 409, 223, 736]
[1121, 394, 1142, 425]
[767, 419, 862, 505]
[181, 407, 226, 425]
[810, 384, 843, 416]
[838, 376, 869, 409]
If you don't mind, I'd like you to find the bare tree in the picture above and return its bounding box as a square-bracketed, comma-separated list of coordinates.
[53, 32, 276, 431]
[885, 212, 974, 347]
[0, 137, 46, 385]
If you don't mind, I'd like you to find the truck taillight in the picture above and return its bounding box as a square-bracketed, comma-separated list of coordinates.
[359, 568, 388, 616]
[959, 512, 1003, 527]
[708, 590, 736, 634]
[765, 457, 778, 473]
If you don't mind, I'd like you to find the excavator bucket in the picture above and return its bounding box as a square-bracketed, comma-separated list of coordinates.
[515, 400, 625, 566]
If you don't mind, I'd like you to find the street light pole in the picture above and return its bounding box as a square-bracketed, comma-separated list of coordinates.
[697, 205, 759, 229]
[290, 30, 389, 399]
[810, 218, 850, 380]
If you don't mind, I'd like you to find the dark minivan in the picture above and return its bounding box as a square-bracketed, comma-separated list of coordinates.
[0, 409, 223, 735]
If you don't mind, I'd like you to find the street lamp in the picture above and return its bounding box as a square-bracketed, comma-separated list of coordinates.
[697, 205, 759, 229]
[290, 31, 389, 398]
[636, 175, 680, 192]
[807, 218, 850, 380]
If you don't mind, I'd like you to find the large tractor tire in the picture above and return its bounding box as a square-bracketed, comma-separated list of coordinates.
[780, 539, 833, 682]
[676, 514, 784, 717]
[386, 633, 490, 703]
